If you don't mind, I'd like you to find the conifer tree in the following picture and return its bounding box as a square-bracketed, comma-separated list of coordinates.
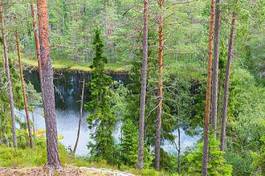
[220, 12, 237, 151]
[16, 31, 33, 148]
[37, 0, 61, 169]
[86, 29, 115, 163]
[211, 0, 222, 136]
[0, 0, 17, 148]
[137, 0, 149, 169]
[120, 119, 138, 166]
[202, 0, 215, 175]
[155, 0, 165, 170]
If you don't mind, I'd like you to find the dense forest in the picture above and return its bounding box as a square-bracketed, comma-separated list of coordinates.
[0, 0, 265, 175]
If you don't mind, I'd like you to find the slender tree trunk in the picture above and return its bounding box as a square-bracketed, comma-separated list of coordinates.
[32, 112, 36, 137]
[31, 1, 42, 88]
[177, 127, 181, 174]
[37, 0, 61, 169]
[202, 0, 215, 175]
[211, 0, 222, 137]
[0, 1, 17, 148]
[16, 31, 33, 148]
[73, 78, 85, 155]
[137, 0, 149, 169]
[155, 0, 165, 170]
[220, 12, 236, 151]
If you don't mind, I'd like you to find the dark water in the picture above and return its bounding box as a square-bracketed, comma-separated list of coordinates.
[20, 69, 198, 156]
[24, 69, 128, 110]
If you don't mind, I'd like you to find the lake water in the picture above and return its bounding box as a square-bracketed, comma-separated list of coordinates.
[16, 107, 199, 156]
[20, 69, 200, 156]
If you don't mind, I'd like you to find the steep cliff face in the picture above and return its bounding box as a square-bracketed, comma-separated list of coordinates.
[24, 69, 128, 110]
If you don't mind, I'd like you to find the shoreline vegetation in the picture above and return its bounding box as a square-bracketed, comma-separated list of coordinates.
[21, 58, 130, 74]
[0, 144, 165, 176]
[1, 0, 265, 175]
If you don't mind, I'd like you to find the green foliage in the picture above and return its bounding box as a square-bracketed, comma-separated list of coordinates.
[251, 136, 265, 176]
[2, 0, 265, 175]
[182, 137, 233, 176]
[0, 60, 11, 145]
[0, 57, 25, 146]
[122, 26, 205, 170]
[159, 149, 178, 173]
[225, 68, 265, 175]
[225, 151, 253, 176]
[120, 119, 138, 166]
[85, 29, 116, 163]
[0, 138, 68, 167]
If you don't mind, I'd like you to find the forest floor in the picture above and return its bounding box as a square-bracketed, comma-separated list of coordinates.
[0, 166, 135, 176]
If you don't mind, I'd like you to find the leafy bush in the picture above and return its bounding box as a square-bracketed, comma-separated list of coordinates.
[251, 136, 265, 175]
[182, 137, 233, 176]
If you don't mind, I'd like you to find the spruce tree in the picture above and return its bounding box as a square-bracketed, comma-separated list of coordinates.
[86, 29, 115, 163]
[120, 119, 138, 166]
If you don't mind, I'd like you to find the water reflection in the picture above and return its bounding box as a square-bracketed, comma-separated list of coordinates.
[16, 107, 199, 156]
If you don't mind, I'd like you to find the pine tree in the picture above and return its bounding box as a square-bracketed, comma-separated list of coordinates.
[37, 0, 61, 169]
[137, 0, 149, 169]
[220, 12, 237, 151]
[211, 0, 222, 136]
[155, 0, 165, 170]
[16, 31, 33, 148]
[202, 0, 215, 175]
[0, 0, 17, 148]
[30, 1, 42, 90]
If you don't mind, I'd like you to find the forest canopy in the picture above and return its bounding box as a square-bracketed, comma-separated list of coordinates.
[0, 0, 265, 176]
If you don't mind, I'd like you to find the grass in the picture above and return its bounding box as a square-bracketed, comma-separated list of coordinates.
[21, 58, 131, 73]
[19, 54, 205, 81]
[1, 45, 205, 85]
[0, 143, 179, 176]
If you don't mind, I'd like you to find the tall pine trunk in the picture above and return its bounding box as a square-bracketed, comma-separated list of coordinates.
[16, 31, 33, 148]
[137, 0, 149, 169]
[202, 0, 215, 175]
[220, 12, 236, 151]
[73, 78, 85, 154]
[0, 1, 17, 148]
[211, 0, 222, 136]
[31, 1, 42, 88]
[37, 0, 61, 168]
[155, 0, 165, 170]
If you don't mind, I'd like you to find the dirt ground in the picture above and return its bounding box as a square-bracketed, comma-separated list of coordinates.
[0, 166, 135, 176]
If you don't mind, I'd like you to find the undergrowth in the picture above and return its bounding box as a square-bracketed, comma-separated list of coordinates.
[0, 139, 178, 176]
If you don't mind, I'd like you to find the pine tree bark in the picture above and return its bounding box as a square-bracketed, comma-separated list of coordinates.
[137, 0, 149, 169]
[16, 31, 33, 148]
[0, 1, 17, 148]
[37, 0, 61, 168]
[211, 0, 222, 136]
[202, 0, 215, 175]
[31, 1, 42, 88]
[73, 78, 85, 154]
[155, 0, 164, 170]
[220, 12, 236, 151]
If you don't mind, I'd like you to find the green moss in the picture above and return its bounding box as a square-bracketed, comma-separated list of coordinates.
[21, 58, 129, 73]
[20, 56, 202, 79]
